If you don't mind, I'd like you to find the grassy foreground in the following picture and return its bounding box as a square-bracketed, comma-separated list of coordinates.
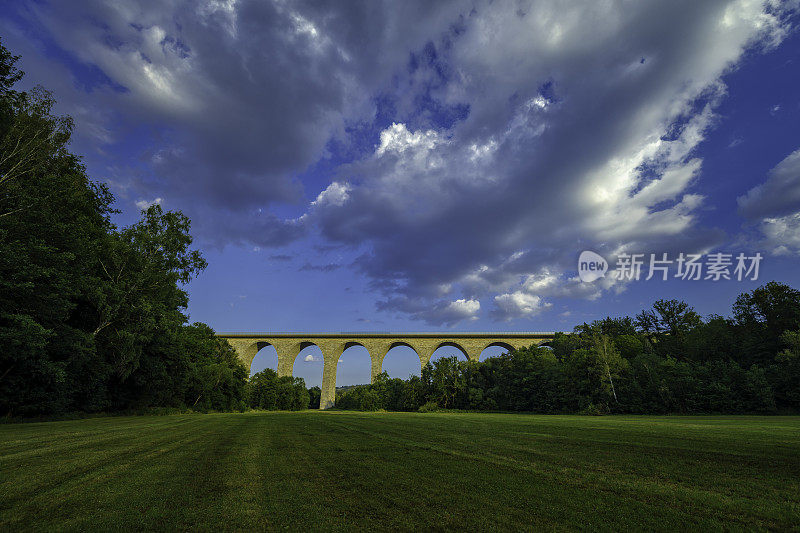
[1, 412, 798, 531]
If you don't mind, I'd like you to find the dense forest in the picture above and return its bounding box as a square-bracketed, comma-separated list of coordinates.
[2, 38, 799, 418]
[337, 285, 800, 414]
[0, 39, 252, 417]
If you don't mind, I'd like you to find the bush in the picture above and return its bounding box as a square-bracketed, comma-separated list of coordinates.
[418, 401, 440, 413]
[247, 370, 308, 410]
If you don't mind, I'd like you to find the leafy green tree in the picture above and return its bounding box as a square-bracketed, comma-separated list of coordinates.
[733, 282, 800, 367]
[576, 316, 637, 337]
[422, 357, 465, 409]
[768, 329, 800, 411]
[93, 204, 206, 379]
[613, 334, 645, 360]
[563, 335, 628, 411]
[549, 331, 585, 360]
[307, 386, 321, 409]
[249, 369, 279, 410]
[0, 41, 114, 415]
[275, 376, 309, 410]
[182, 325, 247, 412]
[636, 299, 702, 336]
[635, 299, 702, 359]
[685, 315, 737, 363]
[400, 375, 425, 411]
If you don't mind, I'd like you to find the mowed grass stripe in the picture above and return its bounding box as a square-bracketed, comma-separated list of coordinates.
[0, 416, 224, 528]
[320, 413, 799, 528]
[0, 416, 202, 504]
[1, 412, 798, 531]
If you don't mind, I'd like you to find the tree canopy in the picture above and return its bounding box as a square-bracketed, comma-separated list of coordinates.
[0, 38, 246, 417]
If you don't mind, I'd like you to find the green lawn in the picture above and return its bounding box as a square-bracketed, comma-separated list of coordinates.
[1, 412, 798, 531]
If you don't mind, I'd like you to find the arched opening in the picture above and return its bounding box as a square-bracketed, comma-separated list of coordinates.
[429, 341, 468, 364]
[293, 343, 324, 388]
[336, 343, 371, 386]
[479, 341, 515, 361]
[383, 342, 422, 379]
[249, 342, 278, 377]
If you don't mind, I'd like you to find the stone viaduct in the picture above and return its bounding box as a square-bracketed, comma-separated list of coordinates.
[217, 332, 556, 409]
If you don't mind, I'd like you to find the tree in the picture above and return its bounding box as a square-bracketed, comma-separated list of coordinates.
[0, 40, 114, 415]
[0, 39, 270, 416]
[769, 329, 800, 411]
[90, 204, 206, 407]
[576, 316, 637, 338]
[248, 369, 280, 410]
[563, 335, 628, 412]
[733, 282, 800, 366]
[733, 282, 800, 335]
[636, 299, 702, 336]
[182, 326, 247, 412]
[422, 357, 466, 409]
[635, 299, 702, 359]
[307, 386, 321, 409]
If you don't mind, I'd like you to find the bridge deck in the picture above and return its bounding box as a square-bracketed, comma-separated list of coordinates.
[217, 332, 557, 338]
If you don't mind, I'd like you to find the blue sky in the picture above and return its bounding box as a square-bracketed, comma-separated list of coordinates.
[2, 0, 799, 386]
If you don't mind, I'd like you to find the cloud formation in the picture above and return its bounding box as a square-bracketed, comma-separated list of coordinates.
[5, 0, 797, 325]
[307, 0, 792, 321]
[739, 147, 800, 255]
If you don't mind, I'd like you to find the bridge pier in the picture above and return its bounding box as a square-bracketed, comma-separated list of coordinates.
[274, 342, 298, 377]
[320, 347, 342, 410]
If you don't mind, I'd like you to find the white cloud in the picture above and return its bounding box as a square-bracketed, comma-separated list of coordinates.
[447, 298, 480, 317]
[494, 292, 551, 320]
[135, 197, 162, 210]
[385, 297, 481, 327]
[304, 354, 320, 363]
[376, 123, 440, 155]
[311, 182, 350, 208]
[759, 213, 800, 255]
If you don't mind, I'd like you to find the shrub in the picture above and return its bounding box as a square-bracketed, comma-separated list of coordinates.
[418, 401, 440, 413]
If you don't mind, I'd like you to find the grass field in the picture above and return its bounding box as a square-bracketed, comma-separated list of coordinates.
[1, 412, 798, 531]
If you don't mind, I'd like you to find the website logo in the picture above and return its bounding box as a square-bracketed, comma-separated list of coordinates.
[578, 250, 608, 282]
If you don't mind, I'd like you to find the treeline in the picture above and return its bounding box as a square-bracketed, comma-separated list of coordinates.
[0, 40, 250, 417]
[337, 282, 800, 414]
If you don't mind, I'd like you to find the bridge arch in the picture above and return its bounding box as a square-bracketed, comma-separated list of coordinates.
[249, 343, 279, 376]
[432, 341, 469, 360]
[381, 342, 422, 378]
[478, 341, 516, 361]
[292, 343, 324, 388]
[389, 340, 416, 351]
[482, 340, 515, 353]
[344, 340, 366, 350]
[337, 342, 372, 386]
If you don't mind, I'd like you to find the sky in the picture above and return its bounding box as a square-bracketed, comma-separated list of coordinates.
[2, 0, 800, 386]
